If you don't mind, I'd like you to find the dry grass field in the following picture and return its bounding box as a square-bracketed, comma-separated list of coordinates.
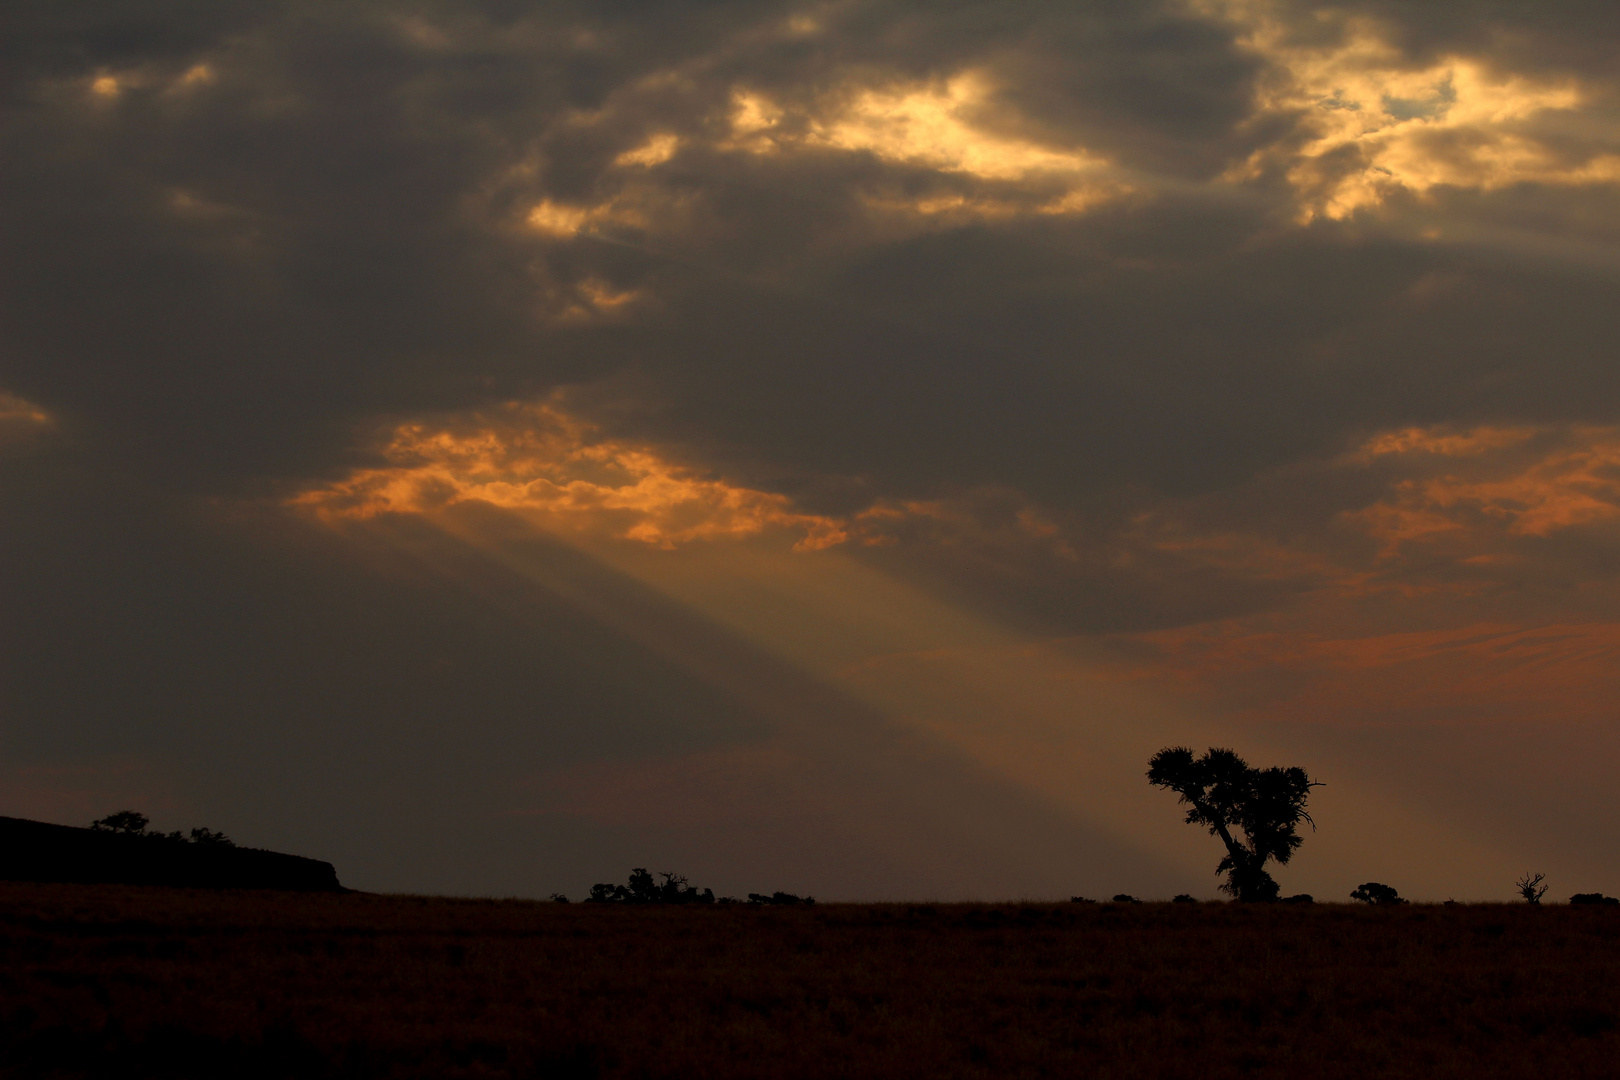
[2, 882, 1617, 1079]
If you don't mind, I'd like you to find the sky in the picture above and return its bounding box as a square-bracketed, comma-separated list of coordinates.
[4, 0, 1620, 902]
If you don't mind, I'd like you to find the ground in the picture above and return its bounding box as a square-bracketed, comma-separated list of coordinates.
[1, 882, 1617, 1078]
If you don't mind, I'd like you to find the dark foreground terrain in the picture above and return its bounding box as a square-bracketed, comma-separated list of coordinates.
[2, 884, 1617, 1079]
[0, 817, 343, 892]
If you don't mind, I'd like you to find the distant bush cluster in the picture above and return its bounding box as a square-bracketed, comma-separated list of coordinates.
[89, 811, 234, 847]
[585, 869, 714, 905]
[563, 869, 813, 906]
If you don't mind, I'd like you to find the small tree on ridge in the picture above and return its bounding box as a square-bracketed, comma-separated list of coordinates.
[90, 810, 149, 835]
[1515, 872, 1549, 904]
[1147, 747, 1319, 902]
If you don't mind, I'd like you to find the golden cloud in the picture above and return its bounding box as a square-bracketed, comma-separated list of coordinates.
[810, 73, 1104, 181]
[526, 198, 628, 237]
[1202, 0, 1620, 219]
[723, 73, 1127, 218]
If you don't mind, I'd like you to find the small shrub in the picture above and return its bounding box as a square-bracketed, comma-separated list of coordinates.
[1515, 872, 1549, 904]
[1280, 894, 1314, 904]
[1171, 894, 1197, 904]
[1569, 893, 1619, 906]
[747, 892, 814, 906]
[548, 893, 570, 904]
[1069, 896, 1096, 904]
[1350, 882, 1405, 905]
[1111, 894, 1142, 904]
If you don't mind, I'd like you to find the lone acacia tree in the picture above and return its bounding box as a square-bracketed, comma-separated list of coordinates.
[1147, 747, 1319, 902]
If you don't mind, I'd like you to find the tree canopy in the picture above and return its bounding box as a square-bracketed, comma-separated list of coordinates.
[1147, 747, 1319, 902]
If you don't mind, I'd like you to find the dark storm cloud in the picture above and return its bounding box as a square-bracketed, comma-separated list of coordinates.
[6, 0, 1618, 504]
[0, 0, 1273, 491]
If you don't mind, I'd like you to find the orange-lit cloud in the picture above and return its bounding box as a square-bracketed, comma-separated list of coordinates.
[292, 400, 854, 550]
[1346, 425, 1620, 557]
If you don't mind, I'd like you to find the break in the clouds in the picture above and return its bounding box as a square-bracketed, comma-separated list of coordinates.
[5, 0, 1620, 899]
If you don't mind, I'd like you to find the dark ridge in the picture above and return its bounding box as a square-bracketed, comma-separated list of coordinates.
[0, 816, 343, 891]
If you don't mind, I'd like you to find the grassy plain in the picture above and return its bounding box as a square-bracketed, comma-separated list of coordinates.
[2, 882, 1617, 1078]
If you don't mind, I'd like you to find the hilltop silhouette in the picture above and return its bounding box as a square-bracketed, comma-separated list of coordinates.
[0, 814, 343, 891]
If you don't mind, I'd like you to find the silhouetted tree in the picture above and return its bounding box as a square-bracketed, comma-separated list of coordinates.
[188, 827, 234, 847]
[90, 810, 149, 834]
[1350, 882, 1405, 905]
[1147, 747, 1319, 902]
[1515, 872, 1549, 904]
